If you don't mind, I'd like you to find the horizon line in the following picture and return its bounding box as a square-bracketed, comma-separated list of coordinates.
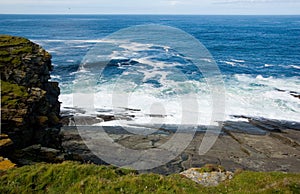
[0, 13, 299, 16]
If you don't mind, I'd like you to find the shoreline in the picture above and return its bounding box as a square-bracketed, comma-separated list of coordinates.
[60, 114, 300, 175]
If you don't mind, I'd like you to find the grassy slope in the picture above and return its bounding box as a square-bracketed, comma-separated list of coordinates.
[0, 162, 299, 194]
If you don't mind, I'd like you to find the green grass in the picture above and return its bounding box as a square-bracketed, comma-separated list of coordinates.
[1, 80, 29, 108]
[0, 35, 30, 47]
[0, 161, 299, 194]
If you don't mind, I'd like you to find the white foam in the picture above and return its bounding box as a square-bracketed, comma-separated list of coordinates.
[33, 39, 121, 44]
[231, 59, 245, 63]
[50, 75, 61, 80]
[59, 94, 73, 109]
[119, 42, 153, 52]
[289, 65, 300, 70]
[47, 50, 57, 54]
[264, 64, 274, 67]
[279, 64, 300, 70]
[58, 39, 300, 125]
[200, 58, 213, 63]
[59, 77, 217, 126]
[59, 73, 300, 126]
[225, 74, 300, 122]
[73, 45, 89, 48]
[224, 61, 236, 66]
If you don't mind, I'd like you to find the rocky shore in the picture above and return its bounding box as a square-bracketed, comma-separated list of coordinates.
[61, 114, 300, 175]
[0, 35, 61, 167]
[1, 35, 299, 178]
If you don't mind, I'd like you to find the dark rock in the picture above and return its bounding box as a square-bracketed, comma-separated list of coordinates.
[60, 116, 300, 175]
[97, 115, 117, 122]
[12, 144, 63, 165]
[0, 35, 61, 149]
[60, 127, 107, 164]
[223, 121, 267, 135]
[275, 88, 300, 100]
[73, 116, 104, 126]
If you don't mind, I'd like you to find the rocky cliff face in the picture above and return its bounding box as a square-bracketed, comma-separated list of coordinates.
[0, 35, 61, 149]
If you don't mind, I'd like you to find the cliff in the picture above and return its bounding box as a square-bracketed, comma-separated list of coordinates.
[0, 35, 61, 149]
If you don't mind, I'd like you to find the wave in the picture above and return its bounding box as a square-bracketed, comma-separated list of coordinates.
[219, 60, 247, 68]
[231, 59, 245, 63]
[225, 74, 300, 122]
[34, 39, 118, 44]
[264, 64, 274, 67]
[57, 36, 299, 125]
[50, 75, 61, 80]
[59, 73, 300, 126]
[288, 65, 300, 70]
[279, 64, 300, 70]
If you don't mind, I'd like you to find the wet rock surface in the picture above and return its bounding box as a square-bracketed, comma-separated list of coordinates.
[60, 114, 300, 175]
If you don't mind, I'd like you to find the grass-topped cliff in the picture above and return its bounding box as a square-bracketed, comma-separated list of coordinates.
[0, 162, 299, 193]
[0, 35, 60, 149]
[1, 35, 300, 193]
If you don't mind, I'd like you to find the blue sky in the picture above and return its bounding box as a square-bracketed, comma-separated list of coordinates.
[0, 0, 299, 15]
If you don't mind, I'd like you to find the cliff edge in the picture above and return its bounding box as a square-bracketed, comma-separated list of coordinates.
[0, 35, 61, 149]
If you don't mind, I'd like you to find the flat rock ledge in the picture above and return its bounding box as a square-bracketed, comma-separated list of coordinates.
[60, 115, 300, 175]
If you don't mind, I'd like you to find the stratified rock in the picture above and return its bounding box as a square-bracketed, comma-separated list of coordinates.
[0, 134, 13, 149]
[60, 114, 300, 175]
[0, 35, 61, 149]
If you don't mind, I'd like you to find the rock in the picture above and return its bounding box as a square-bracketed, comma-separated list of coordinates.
[0, 157, 16, 171]
[14, 144, 63, 165]
[0, 134, 14, 164]
[180, 166, 234, 186]
[0, 35, 61, 149]
[97, 114, 134, 122]
[60, 126, 105, 164]
[223, 121, 267, 135]
[73, 116, 104, 126]
[0, 134, 13, 149]
[97, 115, 117, 122]
[58, 115, 300, 175]
[275, 88, 300, 100]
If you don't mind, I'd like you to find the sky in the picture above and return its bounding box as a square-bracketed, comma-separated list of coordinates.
[0, 0, 299, 15]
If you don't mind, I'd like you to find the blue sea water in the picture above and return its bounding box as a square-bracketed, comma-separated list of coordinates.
[0, 15, 299, 124]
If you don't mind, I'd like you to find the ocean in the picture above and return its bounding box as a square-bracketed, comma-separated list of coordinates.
[1, 15, 299, 126]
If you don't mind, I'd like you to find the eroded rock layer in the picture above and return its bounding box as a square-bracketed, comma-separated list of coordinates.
[0, 35, 61, 149]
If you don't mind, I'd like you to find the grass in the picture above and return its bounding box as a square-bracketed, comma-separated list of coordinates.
[0, 161, 299, 194]
[0, 35, 30, 47]
[0, 35, 35, 68]
[1, 80, 29, 108]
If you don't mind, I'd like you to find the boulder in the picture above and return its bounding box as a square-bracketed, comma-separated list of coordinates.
[0, 156, 16, 171]
[180, 164, 234, 186]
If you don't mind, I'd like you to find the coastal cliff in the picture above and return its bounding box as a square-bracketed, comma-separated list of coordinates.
[0, 35, 61, 149]
[0, 35, 299, 193]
